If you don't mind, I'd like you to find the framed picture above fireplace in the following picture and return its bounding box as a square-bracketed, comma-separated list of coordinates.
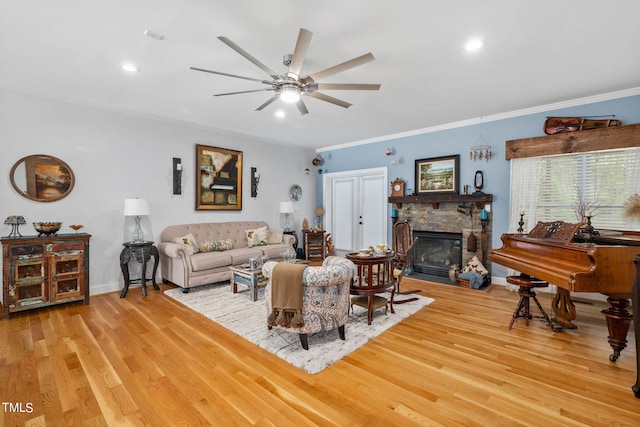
[415, 154, 460, 195]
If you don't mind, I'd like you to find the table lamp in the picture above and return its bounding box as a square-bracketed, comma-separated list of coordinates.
[124, 198, 150, 242]
[280, 201, 294, 231]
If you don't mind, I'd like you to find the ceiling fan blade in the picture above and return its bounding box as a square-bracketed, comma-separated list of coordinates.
[218, 36, 282, 80]
[214, 88, 275, 97]
[287, 28, 313, 80]
[190, 67, 272, 84]
[255, 94, 280, 111]
[296, 99, 309, 115]
[302, 52, 375, 84]
[308, 92, 352, 109]
[314, 83, 381, 91]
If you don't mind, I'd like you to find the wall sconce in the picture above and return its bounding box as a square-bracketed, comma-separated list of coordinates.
[251, 167, 260, 197]
[305, 168, 310, 175]
[386, 147, 399, 165]
[173, 157, 182, 195]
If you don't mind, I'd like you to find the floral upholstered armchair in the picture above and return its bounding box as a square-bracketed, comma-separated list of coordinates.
[262, 256, 355, 350]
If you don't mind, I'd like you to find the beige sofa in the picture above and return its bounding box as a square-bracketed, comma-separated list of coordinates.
[158, 221, 295, 292]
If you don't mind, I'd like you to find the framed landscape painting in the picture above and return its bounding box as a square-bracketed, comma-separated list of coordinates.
[196, 144, 243, 210]
[414, 154, 459, 195]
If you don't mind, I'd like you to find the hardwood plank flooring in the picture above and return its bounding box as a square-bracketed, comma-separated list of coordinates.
[1, 278, 638, 426]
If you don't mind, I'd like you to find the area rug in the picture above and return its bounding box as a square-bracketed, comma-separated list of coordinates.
[164, 284, 434, 374]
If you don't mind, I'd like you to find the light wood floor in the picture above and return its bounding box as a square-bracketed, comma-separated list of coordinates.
[1, 278, 638, 426]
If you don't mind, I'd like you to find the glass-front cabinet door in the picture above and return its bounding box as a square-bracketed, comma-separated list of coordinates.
[50, 253, 84, 301]
[12, 258, 47, 308]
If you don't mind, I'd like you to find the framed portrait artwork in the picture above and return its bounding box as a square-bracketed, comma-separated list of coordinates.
[196, 144, 243, 210]
[414, 154, 460, 195]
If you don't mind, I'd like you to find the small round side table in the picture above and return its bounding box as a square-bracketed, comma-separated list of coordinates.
[120, 240, 159, 298]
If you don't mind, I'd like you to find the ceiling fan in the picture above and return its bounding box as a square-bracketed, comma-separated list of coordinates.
[190, 28, 381, 115]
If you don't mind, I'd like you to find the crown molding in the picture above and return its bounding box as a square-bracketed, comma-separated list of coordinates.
[317, 87, 640, 153]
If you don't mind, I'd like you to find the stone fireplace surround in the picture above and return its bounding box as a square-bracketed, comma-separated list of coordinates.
[393, 197, 493, 278]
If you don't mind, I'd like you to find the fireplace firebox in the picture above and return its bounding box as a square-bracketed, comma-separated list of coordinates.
[412, 231, 462, 277]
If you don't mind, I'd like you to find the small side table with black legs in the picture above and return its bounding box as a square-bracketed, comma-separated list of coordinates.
[120, 241, 159, 298]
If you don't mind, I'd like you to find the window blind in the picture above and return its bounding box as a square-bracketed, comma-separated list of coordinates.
[512, 147, 640, 230]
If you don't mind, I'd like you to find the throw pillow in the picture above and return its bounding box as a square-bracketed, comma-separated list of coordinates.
[245, 226, 268, 247]
[267, 230, 284, 244]
[199, 239, 234, 252]
[174, 233, 200, 254]
[461, 254, 488, 275]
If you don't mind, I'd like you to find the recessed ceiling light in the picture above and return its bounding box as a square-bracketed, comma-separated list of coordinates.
[465, 38, 484, 52]
[121, 63, 140, 73]
[275, 110, 286, 118]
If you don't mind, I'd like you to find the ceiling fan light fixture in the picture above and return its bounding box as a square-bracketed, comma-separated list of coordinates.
[280, 85, 301, 103]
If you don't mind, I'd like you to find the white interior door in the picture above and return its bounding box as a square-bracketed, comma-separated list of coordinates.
[323, 167, 388, 255]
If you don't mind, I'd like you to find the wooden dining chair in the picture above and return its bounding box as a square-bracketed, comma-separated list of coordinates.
[392, 220, 420, 303]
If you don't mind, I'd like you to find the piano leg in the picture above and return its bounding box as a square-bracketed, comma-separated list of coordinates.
[551, 288, 577, 329]
[631, 254, 639, 398]
[601, 295, 633, 362]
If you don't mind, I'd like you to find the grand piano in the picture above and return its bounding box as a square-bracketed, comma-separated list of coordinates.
[491, 220, 640, 363]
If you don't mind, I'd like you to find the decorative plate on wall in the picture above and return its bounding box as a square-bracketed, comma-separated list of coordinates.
[289, 184, 302, 202]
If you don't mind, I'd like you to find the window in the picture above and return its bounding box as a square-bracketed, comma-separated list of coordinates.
[511, 147, 640, 231]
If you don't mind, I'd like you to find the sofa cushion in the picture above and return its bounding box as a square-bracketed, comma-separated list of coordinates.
[229, 247, 264, 265]
[175, 233, 200, 254]
[199, 239, 234, 252]
[260, 243, 293, 259]
[245, 226, 268, 247]
[267, 230, 284, 244]
[190, 251, 233, 272]
[161, 221, 273, 250]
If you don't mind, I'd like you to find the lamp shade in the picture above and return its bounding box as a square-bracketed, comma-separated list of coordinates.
[124, 198, 150, 216]
[279, 201, 294, 214]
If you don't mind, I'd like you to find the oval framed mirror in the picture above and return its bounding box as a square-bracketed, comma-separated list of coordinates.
[10, 154, 75, 202]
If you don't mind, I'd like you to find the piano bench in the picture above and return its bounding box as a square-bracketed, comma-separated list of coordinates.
[506, 275, 554, 330]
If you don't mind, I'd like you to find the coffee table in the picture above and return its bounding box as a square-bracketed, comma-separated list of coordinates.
[230, 259, 309, 301]
[229, 264, 266, 302]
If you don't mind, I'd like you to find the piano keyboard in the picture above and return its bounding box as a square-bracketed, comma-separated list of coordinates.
[211, 184, 234, 191]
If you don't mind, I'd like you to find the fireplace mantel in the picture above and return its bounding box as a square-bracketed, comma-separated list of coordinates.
[389, 193, 492, 209]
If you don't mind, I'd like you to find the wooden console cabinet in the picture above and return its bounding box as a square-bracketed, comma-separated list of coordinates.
[303, 230, 326, 262]
[2, 233, 90, 319]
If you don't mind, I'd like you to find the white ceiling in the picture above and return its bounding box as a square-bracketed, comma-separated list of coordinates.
[2, 1, 640, 150]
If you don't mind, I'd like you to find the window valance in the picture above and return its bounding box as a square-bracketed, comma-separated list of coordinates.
[505, 123, 640, 160]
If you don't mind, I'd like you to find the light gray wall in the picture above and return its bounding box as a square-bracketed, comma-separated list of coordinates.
[1, 88, 316, 296]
